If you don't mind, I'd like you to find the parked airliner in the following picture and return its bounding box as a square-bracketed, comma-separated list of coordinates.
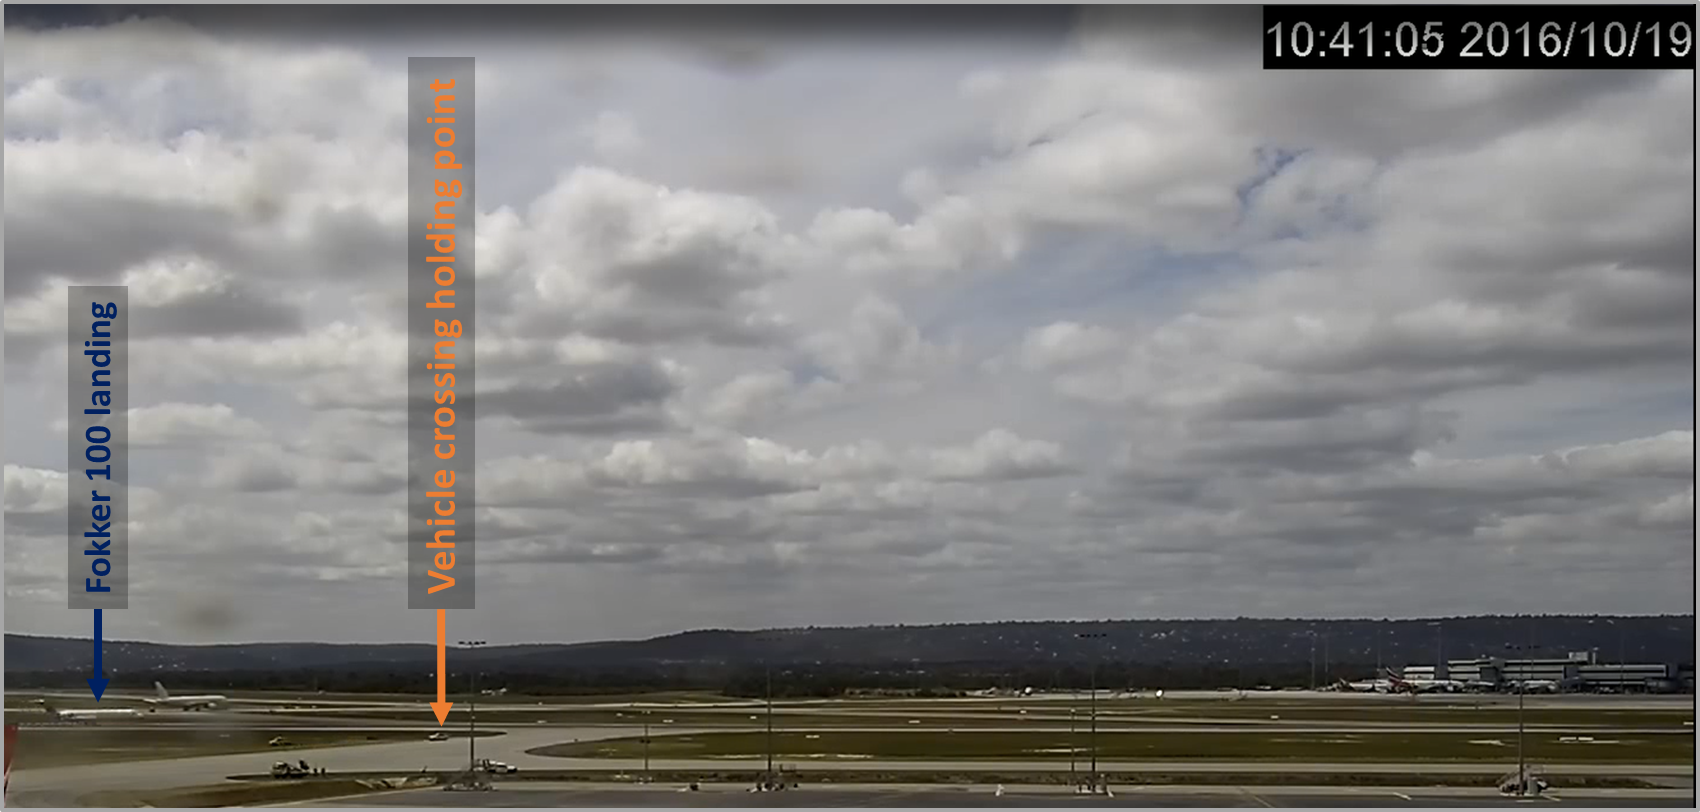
[144, 682, 227, 711]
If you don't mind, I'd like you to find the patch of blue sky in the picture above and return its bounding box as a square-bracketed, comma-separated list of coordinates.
[1234, 145, 1308, 212]
[469, 35, 1065, 221]
[912, 230, 1253, 350]
[913, 144, 1397, 350]
[783, 358, 839, 387]
[1438, 375, 1694, 458]
[1506, 388, 1694, 445]
[1236, 145, 1385, 240]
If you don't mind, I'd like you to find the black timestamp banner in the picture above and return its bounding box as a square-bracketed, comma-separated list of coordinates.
[1264, 5, 1696, 70]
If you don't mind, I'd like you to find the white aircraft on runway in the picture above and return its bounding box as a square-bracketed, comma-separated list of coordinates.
[1385, 669, 1465, 694]
[39, 701, 143, 723]
[1334, 670, 1463, 694]
[143, 681, 227, 711]
[1333, 676, 1397, 693]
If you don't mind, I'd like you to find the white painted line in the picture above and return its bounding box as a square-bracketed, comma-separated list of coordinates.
[259, 786, 427, 808]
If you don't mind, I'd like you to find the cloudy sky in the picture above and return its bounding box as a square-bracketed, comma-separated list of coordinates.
[4, 7, 1693, 645]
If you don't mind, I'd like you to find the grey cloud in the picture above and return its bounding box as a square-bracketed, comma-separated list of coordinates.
[1242, 71, 1670, 160]
[221, 459, 298, 493]
[494, 541, 666, 566]
[133, 284, 304, 338]
[490, 410, 672, 437]
[3, 508, 62, 537]
[1200, 367, 1518, 422]
[1183, 407, 1457, 475]
[477, 363, 679, 435]
[4, 193, 241, 296]
[6, 15, 1693, 642]
[285, 205, 408, 283]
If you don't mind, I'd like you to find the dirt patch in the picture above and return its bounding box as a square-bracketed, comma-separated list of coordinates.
[14, 726, 501, 770]
[78, 777, 436, 808]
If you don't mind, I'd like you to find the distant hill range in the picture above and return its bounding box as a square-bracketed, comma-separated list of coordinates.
[7, 615, 1694, 676]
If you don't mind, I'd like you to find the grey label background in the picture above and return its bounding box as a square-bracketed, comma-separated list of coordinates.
[67, 286, 129, 610]
[408, 57, 477, 610]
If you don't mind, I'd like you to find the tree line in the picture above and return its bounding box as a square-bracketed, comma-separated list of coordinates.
[9, 660, 1373, 697]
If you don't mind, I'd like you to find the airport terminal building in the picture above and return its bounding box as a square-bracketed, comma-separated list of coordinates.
[1406, 650, 1690, 693]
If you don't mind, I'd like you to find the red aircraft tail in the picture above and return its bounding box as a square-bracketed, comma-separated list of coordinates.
[1384, 668, 1415, 691]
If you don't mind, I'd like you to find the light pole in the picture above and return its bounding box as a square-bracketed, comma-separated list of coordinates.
[641, 709, 651, 782]
[1505, 627, 1543, 797]
[1064, 661, 1078, 785]
[1322, 633, 1330, 685]
[1429, 621, 1444, 679]
[1068, 702, 1078, 784]
[1606, 618, 1625, 668]
[1308, 632, 1317, 690]
[745, 632, 789, 791]
[1375, 627, 1383, 682]
[459, 640, 486, 772]
[765, 659, 775, 785]
[1076, 632, 1110, 791]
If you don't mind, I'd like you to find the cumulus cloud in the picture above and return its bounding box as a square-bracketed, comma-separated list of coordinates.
[3, 8, 1691, 643]
[582, 110, 644, 161]
[50, 402, 268, 448]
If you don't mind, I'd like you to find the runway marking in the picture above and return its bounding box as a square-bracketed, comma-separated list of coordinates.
[257, 786, 430, 808]
[1239, 786, 1275, 807]
[830, 788, 933, 807]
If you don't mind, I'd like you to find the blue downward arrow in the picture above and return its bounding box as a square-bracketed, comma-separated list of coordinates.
[87, 608, 109, 701]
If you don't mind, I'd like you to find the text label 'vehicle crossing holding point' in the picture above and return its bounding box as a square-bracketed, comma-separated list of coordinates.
[408, 57, 477, 616]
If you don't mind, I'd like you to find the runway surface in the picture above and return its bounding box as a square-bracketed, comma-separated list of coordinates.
[6, 692, 1693, 807]
[273, 784, 1698, 808]
[23, 689, 1693, 712]
[17, 720, 1691, 736]
[9, 720, 1693, 808]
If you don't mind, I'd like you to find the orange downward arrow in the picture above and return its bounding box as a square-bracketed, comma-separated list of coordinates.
[430, 609, 453, 725]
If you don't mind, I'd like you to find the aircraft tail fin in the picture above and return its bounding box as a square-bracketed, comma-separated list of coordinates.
[154, 681, 169, 700]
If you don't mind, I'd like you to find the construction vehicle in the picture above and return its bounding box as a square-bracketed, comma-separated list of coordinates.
[271, 761, 310, 779]
[477, 758, 518, 774]
[1498, 766, 1548, 796]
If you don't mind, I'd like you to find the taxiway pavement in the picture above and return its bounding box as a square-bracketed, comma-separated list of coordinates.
[9, 721, 1694, 808]
[272, 783, 1698, 808]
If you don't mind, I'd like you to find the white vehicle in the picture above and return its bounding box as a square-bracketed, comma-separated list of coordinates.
[144, 681, 226, 711]
[478, 758, 517, 774]
[40, 700, 143, 723]
[427, 731, 449, 741]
